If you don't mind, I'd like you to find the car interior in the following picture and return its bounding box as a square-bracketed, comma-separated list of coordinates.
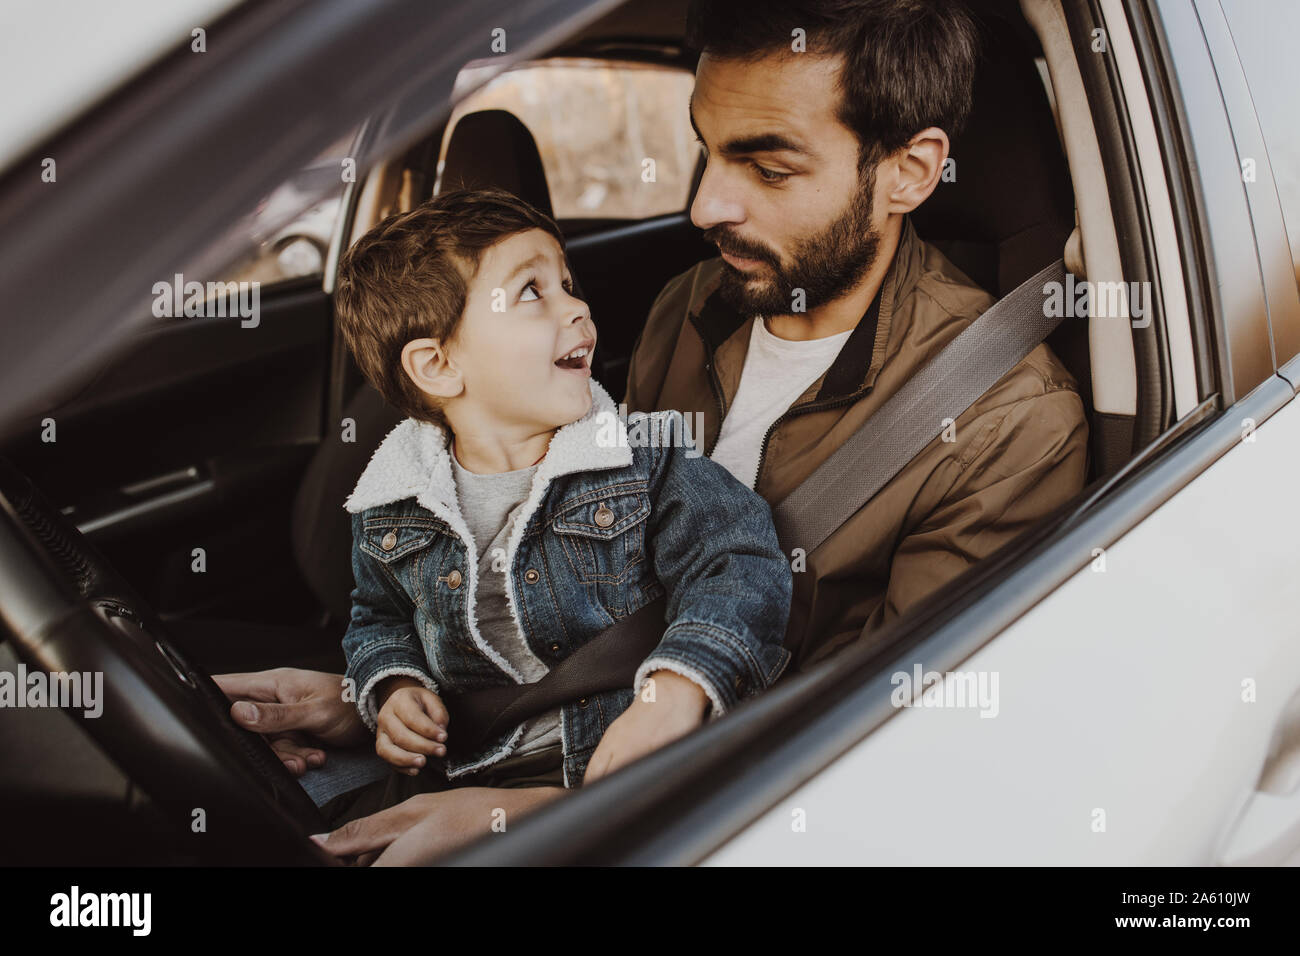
[0, 0, 1185, 863]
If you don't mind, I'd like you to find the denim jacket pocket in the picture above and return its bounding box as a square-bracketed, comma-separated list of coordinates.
[358, 515, 453, 611]
[551, 484, 651, 585]
[359, 516, 448, 563]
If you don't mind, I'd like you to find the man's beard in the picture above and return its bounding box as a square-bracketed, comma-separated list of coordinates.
[704, 173, 881, 318]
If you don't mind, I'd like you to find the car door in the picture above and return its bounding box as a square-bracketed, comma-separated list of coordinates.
[0, 134, 356, 628]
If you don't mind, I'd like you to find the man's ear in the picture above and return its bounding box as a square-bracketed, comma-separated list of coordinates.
[401, 337, 463, 401]
[884, 127, 950, 215]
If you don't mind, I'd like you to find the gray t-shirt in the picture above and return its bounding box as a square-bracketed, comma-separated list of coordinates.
[450, 451, 562, 756]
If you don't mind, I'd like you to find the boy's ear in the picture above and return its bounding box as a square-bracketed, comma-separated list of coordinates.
[401, 337, 463, 400]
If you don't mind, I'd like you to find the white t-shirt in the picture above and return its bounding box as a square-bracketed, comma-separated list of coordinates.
[710, 318, 853, 488]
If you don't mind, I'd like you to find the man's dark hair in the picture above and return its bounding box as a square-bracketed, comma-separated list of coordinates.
[686, 0, 980, 168]
[335, 187, 564, 430]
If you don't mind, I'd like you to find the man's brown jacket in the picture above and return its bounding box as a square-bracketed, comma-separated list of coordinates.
[624, 218, 1089, 669]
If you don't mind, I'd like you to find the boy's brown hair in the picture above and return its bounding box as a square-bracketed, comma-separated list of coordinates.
[334, 187, 565, 429]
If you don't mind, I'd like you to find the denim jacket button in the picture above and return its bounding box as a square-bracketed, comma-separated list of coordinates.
[380, 531, 398, 551]
[594, 504, 615, 528]
[444, 569, 463, 590]
[524, 568, 540, 584]
[549, 641, 561, 654]
[578, 697, 589, 708]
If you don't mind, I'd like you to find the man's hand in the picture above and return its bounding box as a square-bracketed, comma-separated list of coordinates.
[375, 677, 449, 775]
[311, 786, 567, 866]
[582, 669, 710, 785]
[214, 668, 368, 775]
[374, 786, 566, 866]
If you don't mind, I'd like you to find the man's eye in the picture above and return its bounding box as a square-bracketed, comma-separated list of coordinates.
[562, 276, 577, 296]
[753, 163, 790, 184]
[520, 281, 540, 302]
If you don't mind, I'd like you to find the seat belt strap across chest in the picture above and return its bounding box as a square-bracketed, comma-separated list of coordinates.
[772, 258, 1068, 555]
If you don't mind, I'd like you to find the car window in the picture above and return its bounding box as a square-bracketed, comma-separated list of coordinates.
[440, 59, 699, 221]
[1220, 0, 1300, 294]
[202, 128, 358, 295]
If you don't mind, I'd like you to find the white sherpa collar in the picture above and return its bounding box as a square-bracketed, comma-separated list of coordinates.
[343, 377, 631, 516]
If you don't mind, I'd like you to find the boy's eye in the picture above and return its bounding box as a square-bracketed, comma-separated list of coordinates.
[752, 163, 790, 184]
[520, 275, 578, 302]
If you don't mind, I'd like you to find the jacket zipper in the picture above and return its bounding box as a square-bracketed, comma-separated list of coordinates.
[688, 311, 727, 455]
[752, 389, 869, 494]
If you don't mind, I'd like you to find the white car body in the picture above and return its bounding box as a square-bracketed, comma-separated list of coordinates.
[707, 392, 1300, 865]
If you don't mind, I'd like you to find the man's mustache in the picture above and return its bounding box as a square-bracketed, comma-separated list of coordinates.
[701, 226, 780, 268]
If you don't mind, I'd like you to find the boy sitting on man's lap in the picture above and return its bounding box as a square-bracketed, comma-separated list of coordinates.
[334, 187, 792, 790]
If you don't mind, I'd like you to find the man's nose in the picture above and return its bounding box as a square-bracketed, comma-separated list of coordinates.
[690, 163, 745, 230]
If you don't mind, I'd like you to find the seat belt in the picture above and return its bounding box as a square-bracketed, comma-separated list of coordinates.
[772, 258, 1067, 554]
[444, 258, 1067, 753]
[443, 597, 667, 755]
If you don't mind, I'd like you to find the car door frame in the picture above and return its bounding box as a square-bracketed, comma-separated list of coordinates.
[1189, 0, 1300, 382]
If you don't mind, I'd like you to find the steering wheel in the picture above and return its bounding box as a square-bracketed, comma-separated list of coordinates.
[0, 456, 336, 865]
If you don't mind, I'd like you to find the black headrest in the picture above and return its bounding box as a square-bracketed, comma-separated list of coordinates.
[438, 109, 554, 219]
[909, 16, 1075, 295]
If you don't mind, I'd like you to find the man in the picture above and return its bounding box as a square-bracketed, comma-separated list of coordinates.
[219, 0, 1090, 857]
[625, 0, 1089, 667]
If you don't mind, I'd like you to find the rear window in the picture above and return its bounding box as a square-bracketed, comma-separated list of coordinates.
[441, 59, 699, 221]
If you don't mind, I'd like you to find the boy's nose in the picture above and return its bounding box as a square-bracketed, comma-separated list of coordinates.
[571, 308, 596, 344]
[567, 295, 591, 325]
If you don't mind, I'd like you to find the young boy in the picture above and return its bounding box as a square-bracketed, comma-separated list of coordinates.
[334, 187, 791, 790]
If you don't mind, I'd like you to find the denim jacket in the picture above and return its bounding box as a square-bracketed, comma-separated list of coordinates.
[341, 379, 792, 787]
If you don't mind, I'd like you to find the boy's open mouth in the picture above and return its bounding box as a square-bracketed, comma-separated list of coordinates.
[554, 339, 594, 372]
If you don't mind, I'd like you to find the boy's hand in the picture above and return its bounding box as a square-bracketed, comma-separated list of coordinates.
[582, 670, 710, 785]
[375, 677, 449, 775]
